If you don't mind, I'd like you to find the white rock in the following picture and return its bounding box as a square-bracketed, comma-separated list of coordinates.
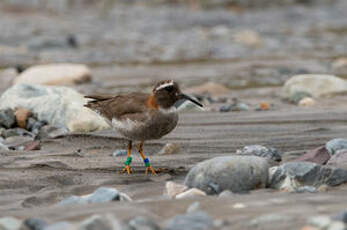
[14, 63, 91, 86]
[0, 84, 109, 132]
[165, 181, 188, 199]
[298, 97, 316, 107]
[282, 74, 347, 99]
[175, 188, 206, 199]
[233, 203, 246, 209]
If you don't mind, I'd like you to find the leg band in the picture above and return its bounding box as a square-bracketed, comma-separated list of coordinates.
[144, 158, 150, 167]
[124, 156, 132, 166]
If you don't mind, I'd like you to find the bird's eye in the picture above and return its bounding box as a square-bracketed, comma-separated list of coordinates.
[165, 86, 174, 92]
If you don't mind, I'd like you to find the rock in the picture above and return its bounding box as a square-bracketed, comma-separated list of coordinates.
[234, 30, 263, 47]
[38, 125, 69, 139]
[14, 108, 31, 129]
[219, 105, 231, 112]
[281, 74, 347, 99]
[165, 181, 188, 199]
[2, 128, 34, 139]
[111, 149, 127, 157]
[0, 217, 22, 230]
[14, 64, 91, 86]
[0, 84, 109, 132]
[3, 136, 34, 149]
[294, 146, 330, 165]
[186, 202, 201, 213]
[128, 216, 160, 230]
[327, 150, 347, 170]
[332, 57, 347, 75]
[268, 162, 347, 191]
[288, 91, 313, 104]
[307, 216, 332, 229]
[167, 211, 213, 230]
[23, 218, 48, 230]
[256, 102, 270, 111]
[230, 98, 249, 112]
[79, 215, 112, 230]
[157, 143, 180, 155]
[326, 138, 347, 155]
[176, 188, 207, 199]
[249, 214, 293, 226]
[218, 190, 234, 198]
[236, 145, 282, 162]
[24, 141, 41, 151]
[43, 221, 75, 230]
[59, 187, 131, 205]
[184, 156, 269, 194]
[333, 210, 347, 224]
[185, 82, 230, 96]
[232, 203, 246, 209]
[0, 142, 9, 151]
[0, 109, 16, 129]
[298, 97, 316, 107]
[295, 186, 317, 193]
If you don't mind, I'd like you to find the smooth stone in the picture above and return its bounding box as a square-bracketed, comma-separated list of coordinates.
[294, 146, 330, 165]
[236, 145, 281, 162]
[23, 218, 48, 230]
[327, 150, 347, 170]
[165, 181, 188, 199]
[249, 214, 293, 226]
[219, 105, 231, 113]
[230, 101, 249, 112]
[307, 216, 332, 229]
[281, 74, 347, 99]
[14, 64, 91, 86]
[166, 211, 213, 230]
[0, 217, 21, 230]
[294, 186, 317, 193]
[176, 188, 206, 199]
[0, 109, 16, 129]
[298, 97, 316, 107]
[43, 222, 75, 230]
[333, 210, 347, 224]
[268, 162, 347, 191]
[111, 149, 127, 157]
[79, 215, 112, 230]
[157, 143, 180, 155]
[184, 156, 269, 194]
[128, 216, 160, 230]
[0, 84, 109, 132]
[326, 138, 347, 156]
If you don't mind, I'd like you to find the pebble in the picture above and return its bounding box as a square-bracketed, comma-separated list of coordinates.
[298, 97, 316, 107]
[128, 216, 160, 230]
[165, 181, 188, 199]
[219, 104, 231, 112]
[175, 188, 207, 199]
[0, 108, 16, 129]
[288, 91, 313, 104]
[326, 138, 347, 155]
[294, 146, 330, 165]
[230, 100, 249, 112]
[0, 217, 22, 230]
[79, 215, 112, 230]
[167, 211, 213, 230]
[23, 218, 48, 230]
[256, 102, 270, 111]
[185, 156, 269, 194]
[232, 203, 246, 209]
[14, 108, 31, 129]
[236, 145, 282, 162]
[294, 186, 317, 193]
[111, 149, 127, 157]
[157, 143, 180, 155]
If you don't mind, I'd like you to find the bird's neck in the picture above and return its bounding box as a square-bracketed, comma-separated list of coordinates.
[146, 95, 159, 110]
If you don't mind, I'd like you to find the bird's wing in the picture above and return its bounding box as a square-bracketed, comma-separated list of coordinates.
[84, 93, 150, 122]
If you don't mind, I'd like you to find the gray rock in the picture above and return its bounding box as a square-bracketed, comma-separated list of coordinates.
[23, 218, 48, 230]
[0, 109, 15, 129]
[236, 145, 282, 162]
[294, 186, 317, 193]
[184, 156, 269, 194]
[43, 222, 74, 230]
[58, 195, 87, 206]
[2, 128, 34, 139]
[111, 149, 127, 157]
[79, 215, 112, 230]
[326, 138, 347, 156]
[39, 125, 69, 139]
[128, 216, 160, 230]
[219, 105, 231, 112]
[0, 217, 22, 230]
[268, 162, 347, 190]
[327, 150, 347, 170]
[333, 210, 347, 224]
[167, 211, 213, 230]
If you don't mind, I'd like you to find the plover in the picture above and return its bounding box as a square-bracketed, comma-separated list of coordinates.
[84, 80, 203, 175]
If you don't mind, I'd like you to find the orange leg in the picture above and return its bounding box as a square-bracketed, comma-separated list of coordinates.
[138, 141, 157, 175]
[121, 140, 132, 174]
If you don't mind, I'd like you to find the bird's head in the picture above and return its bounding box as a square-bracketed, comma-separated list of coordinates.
[152, 80, 203, 109]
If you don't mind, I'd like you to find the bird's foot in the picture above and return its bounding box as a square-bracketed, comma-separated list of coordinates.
[143, 158, 157, 175]
[121, 156, 132, 174]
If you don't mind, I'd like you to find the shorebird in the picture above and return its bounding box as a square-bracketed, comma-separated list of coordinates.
[84, 80, 203, 175]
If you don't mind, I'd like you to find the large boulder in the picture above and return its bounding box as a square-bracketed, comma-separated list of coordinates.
[327, 150, 347, 170]
[13, 63, 91, 86]
[281, 74, 347, 99]
[184, 156, 269, 194]
[0, 84, 109, 132]
[326, 138, 347, 156]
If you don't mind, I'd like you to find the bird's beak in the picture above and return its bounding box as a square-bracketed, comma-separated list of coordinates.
[178, 94, 203, 107]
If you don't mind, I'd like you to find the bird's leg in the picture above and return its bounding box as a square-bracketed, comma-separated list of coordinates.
[121, 140, 132, 174]
[138, 141, 157, 175]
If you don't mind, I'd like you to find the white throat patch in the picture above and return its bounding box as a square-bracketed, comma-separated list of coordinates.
[159, 106, 177, 114]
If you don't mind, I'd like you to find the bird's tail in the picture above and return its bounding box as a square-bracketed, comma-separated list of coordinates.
[84, 95, 113, 111]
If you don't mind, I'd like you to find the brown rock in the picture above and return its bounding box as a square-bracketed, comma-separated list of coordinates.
[165, 181, 188, 199]
[294, 146, 330, 165]
[15, 108, 31, 129]
[326, 150, 347, 169]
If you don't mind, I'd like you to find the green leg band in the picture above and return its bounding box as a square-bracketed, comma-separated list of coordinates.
[124, 156, 132, 166]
